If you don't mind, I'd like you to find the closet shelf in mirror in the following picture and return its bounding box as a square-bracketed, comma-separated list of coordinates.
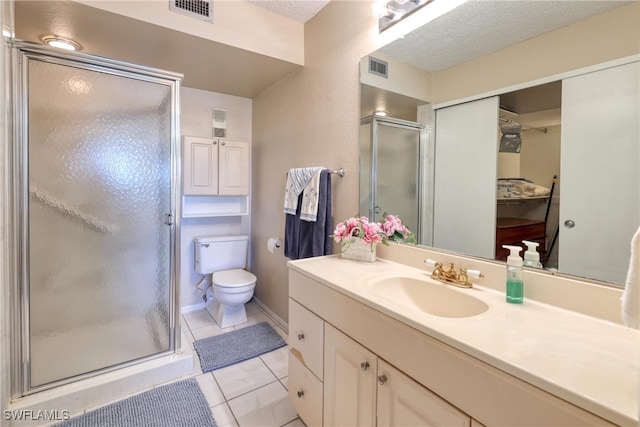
[497, 196, 549, 206]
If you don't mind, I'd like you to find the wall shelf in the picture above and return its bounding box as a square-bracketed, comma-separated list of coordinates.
[181, 195, 249, 218]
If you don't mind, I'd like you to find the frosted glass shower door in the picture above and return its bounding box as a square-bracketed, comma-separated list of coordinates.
[26, 58, 175, 388]
[375, 121, 422, 236]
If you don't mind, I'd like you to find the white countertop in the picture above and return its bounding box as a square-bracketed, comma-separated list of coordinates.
[288, 255, 640, 426]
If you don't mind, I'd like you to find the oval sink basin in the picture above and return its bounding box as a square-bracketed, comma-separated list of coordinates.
[364, 276, 489, 318]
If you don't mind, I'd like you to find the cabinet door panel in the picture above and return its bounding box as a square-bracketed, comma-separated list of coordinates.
[324, 324, 376, 426]
[289, 299, 324, 379]
[289, 351, 323, 427]
[377, 360, 470, 427]
[219, 140, 249, 195]
[183, 136, 218, 195]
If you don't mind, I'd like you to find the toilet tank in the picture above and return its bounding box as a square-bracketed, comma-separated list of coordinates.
[194, 235, 249, 274]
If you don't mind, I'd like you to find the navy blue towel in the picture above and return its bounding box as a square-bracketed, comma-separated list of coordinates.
[284, 169, 332, 260]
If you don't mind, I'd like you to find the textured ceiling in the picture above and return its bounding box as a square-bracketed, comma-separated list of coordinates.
[378, 0, 634, 73]
[247, 0, 331, 23]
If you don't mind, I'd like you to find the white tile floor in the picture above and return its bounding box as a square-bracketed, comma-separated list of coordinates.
[182, 301, 304, 427]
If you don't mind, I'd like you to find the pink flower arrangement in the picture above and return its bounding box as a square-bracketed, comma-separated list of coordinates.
[332, 213, 416, 251]
[379, 213, 417, 244]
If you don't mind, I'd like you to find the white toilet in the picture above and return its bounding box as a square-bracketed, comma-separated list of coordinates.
[194, 235, 257, 328]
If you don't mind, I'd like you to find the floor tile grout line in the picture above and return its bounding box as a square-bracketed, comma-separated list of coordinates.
[224, 377, 282, 404]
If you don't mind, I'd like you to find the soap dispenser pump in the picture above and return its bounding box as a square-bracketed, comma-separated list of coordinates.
[522, 240, 543, 268]
[502, 245, 524, 304]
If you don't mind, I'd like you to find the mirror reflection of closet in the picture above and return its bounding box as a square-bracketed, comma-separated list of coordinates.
[433, 60, 638, 284]
[495, 81, 561, 269]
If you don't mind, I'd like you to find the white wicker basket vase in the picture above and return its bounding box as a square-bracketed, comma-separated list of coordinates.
[341, 238, 376, 262]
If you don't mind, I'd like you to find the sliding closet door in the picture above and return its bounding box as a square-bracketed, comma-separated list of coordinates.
[433, 97, 499, 259]
[560, 61, 639, 284]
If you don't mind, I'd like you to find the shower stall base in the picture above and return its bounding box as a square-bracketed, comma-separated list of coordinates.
[7, 331, 194, 426]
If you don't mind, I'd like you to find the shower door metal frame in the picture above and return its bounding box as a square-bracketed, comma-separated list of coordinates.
[361, 116, 428, 241]
[9, 40, 183, 397]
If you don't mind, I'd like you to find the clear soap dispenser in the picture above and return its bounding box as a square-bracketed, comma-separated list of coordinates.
[522, 240, 543, 268]
[502, 245, 524, 304]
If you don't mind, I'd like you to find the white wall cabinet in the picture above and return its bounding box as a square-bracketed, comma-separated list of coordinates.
[183, 136, 249, 196]
[182, 136, 249, 217]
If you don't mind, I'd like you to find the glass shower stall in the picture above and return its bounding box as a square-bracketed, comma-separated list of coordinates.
[360, 116, 431, 244]
[10, 42, 182, 395]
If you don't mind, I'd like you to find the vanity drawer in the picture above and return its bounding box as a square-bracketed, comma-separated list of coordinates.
[289, 350, 323, 427]
[289, 298, 324, 379]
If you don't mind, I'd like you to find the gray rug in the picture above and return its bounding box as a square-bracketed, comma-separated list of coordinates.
[55, 378, 216, 427]
[194, 321, 286, 372]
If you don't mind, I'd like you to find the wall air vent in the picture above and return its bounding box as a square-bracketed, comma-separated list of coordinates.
[170, 0, 213, 23]
[368, 56, 388, 79]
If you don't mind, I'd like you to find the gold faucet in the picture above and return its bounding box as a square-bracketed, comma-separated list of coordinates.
[427, 260, 483, 289]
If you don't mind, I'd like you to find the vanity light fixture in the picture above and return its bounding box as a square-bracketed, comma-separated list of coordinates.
[42, 36, 81, 51]
[374, 110, 389, 117]
[376, 0, 436, 32]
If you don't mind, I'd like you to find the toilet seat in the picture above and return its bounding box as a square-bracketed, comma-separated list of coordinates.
[212, 269, 256, 288]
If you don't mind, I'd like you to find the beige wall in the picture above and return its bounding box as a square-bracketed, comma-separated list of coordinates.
[359, 53, 432, 101]
[252, 1, 380, 322]
[432, 3, 640, 104]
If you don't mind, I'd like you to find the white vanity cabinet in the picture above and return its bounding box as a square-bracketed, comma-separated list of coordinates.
[324, 324, 471, 427]
[288, 267, 615, 426]
[289, 300, 472, 427]
[182, 136, 249, 196]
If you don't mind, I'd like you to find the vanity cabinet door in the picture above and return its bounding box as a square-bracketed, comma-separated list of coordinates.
[323, 324, 377, 426]
[289, 352, 323, 427]
[377, 359, 471, 427]
[289, 298, 324, 379]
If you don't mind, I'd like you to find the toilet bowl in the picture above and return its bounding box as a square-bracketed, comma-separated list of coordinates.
[210, 269, 256, 328]
[194, 235, 256, 328]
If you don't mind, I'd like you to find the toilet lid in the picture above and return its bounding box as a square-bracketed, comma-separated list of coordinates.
[212, 269, 256, 287]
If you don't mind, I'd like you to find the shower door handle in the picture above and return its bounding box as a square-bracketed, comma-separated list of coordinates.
[164, 214, 174, 225]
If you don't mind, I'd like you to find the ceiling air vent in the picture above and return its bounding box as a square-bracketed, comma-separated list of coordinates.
[368, 56, 388, 79]
[170, 0, 213, 23]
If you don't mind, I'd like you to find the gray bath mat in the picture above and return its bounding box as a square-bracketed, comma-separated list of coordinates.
[55, 378, 216, 427]
[194, 321, 286, 372]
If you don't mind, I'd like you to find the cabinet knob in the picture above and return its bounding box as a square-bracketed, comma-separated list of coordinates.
[213, 140, 217, 145]
[297, 333, 305, 341]
[221, 141, 226, 146]
[297, 389, 304, 398]
[377, 375, 387, 385]
[564, 219, 575, 229]
[360, 361, 370, 371]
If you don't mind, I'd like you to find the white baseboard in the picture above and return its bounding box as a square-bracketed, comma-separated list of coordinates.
[180, 302, 206, 314]
[252, 296, 288, 333]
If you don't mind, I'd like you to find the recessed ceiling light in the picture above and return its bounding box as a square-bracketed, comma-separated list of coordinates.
[42, 36, 81, 51]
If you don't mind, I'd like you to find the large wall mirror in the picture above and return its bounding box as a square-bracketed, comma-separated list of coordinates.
[359, 1, 639, 287]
